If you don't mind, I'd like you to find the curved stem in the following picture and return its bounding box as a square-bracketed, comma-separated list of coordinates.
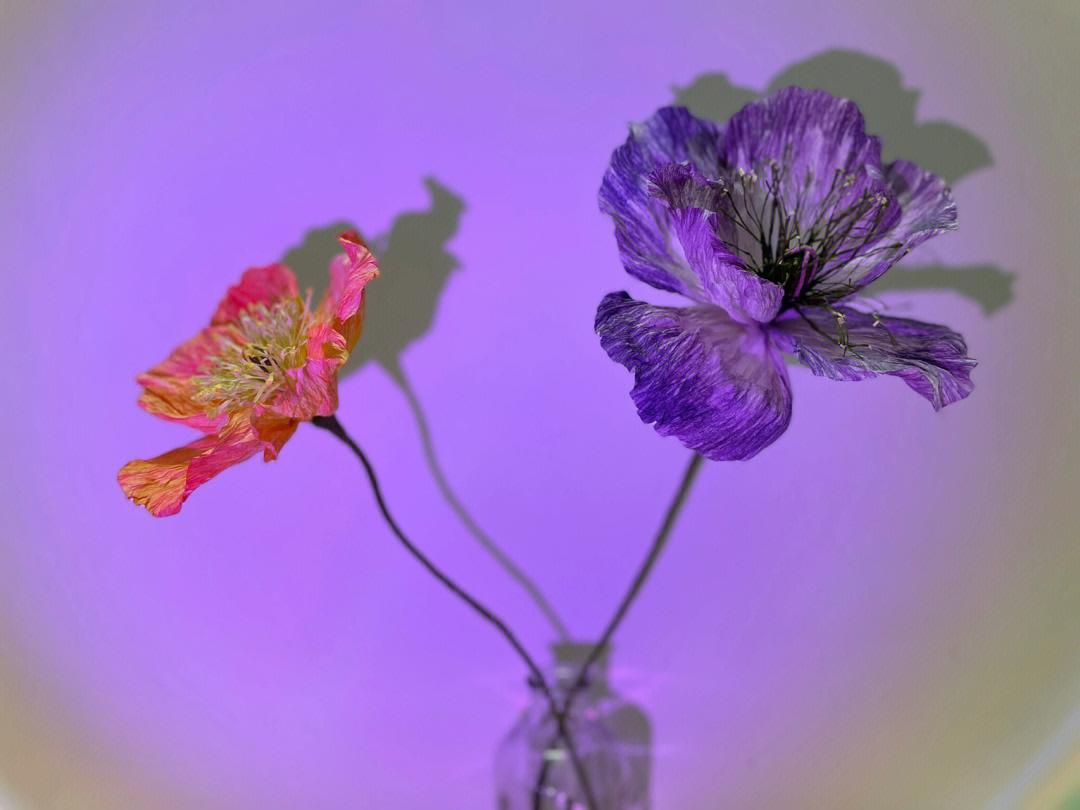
[311, 414, 597, 810]
[528, 452, 703, 804]
[567, 452, 703, 713]
[393, 369, 571, 640]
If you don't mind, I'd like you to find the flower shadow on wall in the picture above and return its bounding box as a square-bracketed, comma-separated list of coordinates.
[673, 48, 1014, 315]
[281, 178, 572, 640]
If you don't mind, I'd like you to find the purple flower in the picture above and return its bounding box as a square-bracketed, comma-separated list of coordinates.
[597, 87, 976, 460]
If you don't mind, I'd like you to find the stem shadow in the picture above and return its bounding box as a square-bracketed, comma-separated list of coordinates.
[282, 177, 570, 639]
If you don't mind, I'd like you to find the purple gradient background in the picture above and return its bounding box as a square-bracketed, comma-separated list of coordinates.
[3, 2, 1080, 808]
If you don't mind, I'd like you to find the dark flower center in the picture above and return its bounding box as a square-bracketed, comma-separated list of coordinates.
[712, 158, 896, 309]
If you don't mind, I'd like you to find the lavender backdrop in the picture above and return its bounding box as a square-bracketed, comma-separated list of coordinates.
[3, 2, 1079, 808]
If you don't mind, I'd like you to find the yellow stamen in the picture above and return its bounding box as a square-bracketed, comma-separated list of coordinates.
[190, 297, 312, 414]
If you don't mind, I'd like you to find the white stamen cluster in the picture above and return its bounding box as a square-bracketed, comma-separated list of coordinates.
[191, 297, 312, 414]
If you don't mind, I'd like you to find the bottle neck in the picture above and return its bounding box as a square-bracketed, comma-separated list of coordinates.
[532, 641, 610, 696]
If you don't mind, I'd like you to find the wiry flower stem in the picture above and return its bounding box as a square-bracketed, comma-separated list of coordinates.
[393, 373, 571, 641]
[311, 414, 599, 810]
[564, 452, 703, 718]
[530, 451, 703, 805]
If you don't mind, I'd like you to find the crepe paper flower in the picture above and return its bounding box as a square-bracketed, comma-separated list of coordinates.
[118, 232, 379, 516]
[596, 87, 975, 461]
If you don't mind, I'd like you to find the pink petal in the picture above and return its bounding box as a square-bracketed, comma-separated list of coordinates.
[305, 321, 347, 361]
[211, 264, 299, 326]
[316, 232, 379, 352]
[135, 325, 240, 432]
[262, 323, 345, 421]
[266, 358, 340, 420]
[117, 411, 265, 517]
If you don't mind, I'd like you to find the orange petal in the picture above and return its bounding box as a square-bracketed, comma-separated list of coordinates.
[137, 387, 226, 433]
[118, 411, 265, 516]
[211, 264, 299, 326]
[316, 233, 379, 353]
[252, 409, 299, 461]
[135, 324, 239, 431]
[305, 321, 347, 362]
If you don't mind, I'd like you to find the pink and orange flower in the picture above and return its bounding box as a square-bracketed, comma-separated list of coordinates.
[118, 232, 378, 516]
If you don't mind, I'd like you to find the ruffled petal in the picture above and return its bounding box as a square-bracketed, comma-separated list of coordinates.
[596, 292, 792, 460]
[770, 306, 975, 409]
[717, 87, 903, 292]
[720, 86, 884, 201]
[649, 163, 784, 323]
[251, 409, 299, 461]
[316, 231, 379, 353]
[267, 359, 340, 420]
[625, 106, 724, 171]
[262, 322, 347, 421]
[118, 411, 266, 517]
[135, 325, 240, 432]
[827, 160, 958, 291]
[305, 321, 348, 362]
[599, 107, 723, 299]
[211, 264, 299, 326]
[137, 387, 226, 433]
[884, 161, 957, 247]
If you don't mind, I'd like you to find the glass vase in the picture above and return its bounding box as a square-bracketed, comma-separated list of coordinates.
[494, 642, 651, 810]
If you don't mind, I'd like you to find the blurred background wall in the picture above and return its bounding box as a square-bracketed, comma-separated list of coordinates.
[2, 1, 1079, 807]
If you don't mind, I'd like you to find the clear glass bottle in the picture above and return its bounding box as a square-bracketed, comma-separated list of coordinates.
[494, 642, 651, 810]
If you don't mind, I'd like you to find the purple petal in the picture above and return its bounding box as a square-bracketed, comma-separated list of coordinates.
[717, 87, 903, 292]
[885, 161, 957, 241]
[720, 86, 884, 200]
[625, 105, 723, 171]
[717, 86, 885, 210]
[770, 306, 975, 409]
[648, 163, 785, 323]
[818, 160, 957, 293]
[596, 292, 792, 460]
[599, 107, 722, 298]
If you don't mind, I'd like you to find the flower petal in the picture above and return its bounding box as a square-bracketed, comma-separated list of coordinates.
[596, 292, 792, 460]
[599, 107, 723, 298]
[316, 231, 379, 353]
[718, 87, 904, 292]
[211, 264, 299, 326]
[839, 160, 958, 290]
[648, 162, 784, 323]
[137, 387, 226, 433]
[720, 86, 884, 201]
[118, 411, 266, 516]
[135, 325, 240, 432]
[884, 160, 957, 248]
[251, 409, 299, 461]
[305, 321, 348, 362]
[770, 306, 975, 409]
[261, 322, 347, 421]
[267, 358, 340, 420]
